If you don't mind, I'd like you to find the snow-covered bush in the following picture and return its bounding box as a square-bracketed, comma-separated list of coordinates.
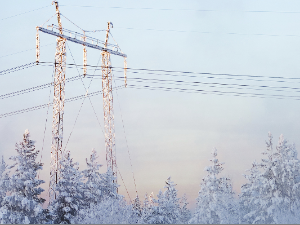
[0, 129, 46, 224]
[189, 149, 238, 224]
[239, 133, 300, 224]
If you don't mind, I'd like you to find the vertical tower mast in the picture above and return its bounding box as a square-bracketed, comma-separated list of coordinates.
[50, 1, 66, 203]
[102, 22, 117, 181]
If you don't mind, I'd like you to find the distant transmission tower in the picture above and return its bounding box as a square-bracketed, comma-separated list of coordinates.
[36, 1, 127, 203]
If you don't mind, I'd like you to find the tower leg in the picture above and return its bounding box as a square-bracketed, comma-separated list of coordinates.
[102, 51, 117, 181]
[50, 36, 66, 203]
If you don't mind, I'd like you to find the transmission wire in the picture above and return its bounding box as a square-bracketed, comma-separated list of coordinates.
[112, 72, 139, 197]
[63, 44, 103, 152]
[38, 64, 54, 179]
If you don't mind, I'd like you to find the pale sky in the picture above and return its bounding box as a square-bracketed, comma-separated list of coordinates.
[1, 0, 300, 210]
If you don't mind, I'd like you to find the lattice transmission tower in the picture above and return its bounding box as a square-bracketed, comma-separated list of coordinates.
[36, 1, 127, 204]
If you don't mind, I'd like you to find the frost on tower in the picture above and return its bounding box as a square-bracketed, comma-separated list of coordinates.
[36, 1, 127, 203]
[50, 1, 66, 202]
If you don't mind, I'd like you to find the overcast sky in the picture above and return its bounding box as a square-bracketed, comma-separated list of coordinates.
[1, 0, 300, 209]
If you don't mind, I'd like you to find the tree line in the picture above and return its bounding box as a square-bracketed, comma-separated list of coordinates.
[0, 130, 299, 223]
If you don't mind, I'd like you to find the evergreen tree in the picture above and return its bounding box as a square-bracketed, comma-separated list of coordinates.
[131, 195, 142, 223]
[180, 194, 191, 224]
[82, 149, 103, 206]
[98, 167, 119, 200]
[141, 177, 184, 224]
[50, 150, 85, 224]
[189, 149, 238, 224]
[139, 193, 154, 224]
[0, 129, 45, 224]
[0, 156, 9, 207]
[239, 133, 300, 224]
[73, 197, 133, 224]
[73, 169, 128, 224]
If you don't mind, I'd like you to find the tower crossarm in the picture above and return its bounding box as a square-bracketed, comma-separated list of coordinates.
[38, 27, 127, 58]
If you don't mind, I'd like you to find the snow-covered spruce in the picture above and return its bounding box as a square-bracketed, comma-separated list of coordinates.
[189, 149, 238, 224]
[74, 197, 134, 224]
[131, 195, 142, 223]
[82, 149, 103, 207]
[140, 177, 191, 224]
[239, 133, 300, 224]
[0, 156, 9, 207]
[73, 167, 131, 224]
[0, 129, 46, 224]
[49, 150, 85, 224]
[180, 194, 192, 224]
[139, 192, 153, 223]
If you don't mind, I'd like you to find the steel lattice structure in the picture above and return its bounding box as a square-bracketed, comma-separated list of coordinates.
[50, 1, 66, 203]
[102, 51, 116, 175]
[102, 36, 117, 180]
[102, 22, 119, 181]
[36, 1, 126, 203]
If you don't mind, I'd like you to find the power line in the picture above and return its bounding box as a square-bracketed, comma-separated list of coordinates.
[2, 65, 300, 100]
[0, 5, 51, 21]
[0, 75, 82, 99]
[62, 44, 104, 152]
[3, 73, 300, 101]
[126, 84, 300, 101]
[38, 62, 300, 82]
[2, 61, 300, 100]
[0, 62, 36, 76]
[1, 82, 299, 119]
[112, 73, 139, 197]
[38, 64, 54, 179]
[61, 4, 300, 14]
[115, 27, 300, 38]
[4, 61, 300, 87]
[0, 85, 125, 119]
[0, 43, 54, 59]
[110, 76, 300, 93]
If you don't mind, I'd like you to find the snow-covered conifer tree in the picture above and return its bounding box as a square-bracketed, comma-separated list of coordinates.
[141, 177, 184, 224]
[82, 149, 103, 206]
[239, 133, 300, 224]
[189, 149, 238, 224]
[99, 168, 119, 200]
[180, 194, 191, 224]
[130, 195, 142, 223]
[0, 129, 45, 224]
[73, 196, 133, 224]
[0, 156, 9, 207]
[50, 150, 85, 224]
[139, 193, 153, 224]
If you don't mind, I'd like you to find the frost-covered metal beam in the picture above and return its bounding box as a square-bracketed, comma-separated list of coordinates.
[38, 27, 127, 58]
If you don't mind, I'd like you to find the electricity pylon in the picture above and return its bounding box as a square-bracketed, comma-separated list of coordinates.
[36, 1, 127, 203]
[102, 22, 117, 180]
[49, 1, 66, 203]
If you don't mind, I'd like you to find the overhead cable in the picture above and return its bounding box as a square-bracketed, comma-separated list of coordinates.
[38, 62, 300, 81]
[0, 5, 51, 21]
[115, 27, 299, 38]
[0, 75, 82, 99]
[127, 84, 300, 101]
[109, 76, 300, 93]
[0, 85, 125, 118]
[61, 5, 300, 14]
[0, 43, 54, 59]
[0, 62, 36, 75]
